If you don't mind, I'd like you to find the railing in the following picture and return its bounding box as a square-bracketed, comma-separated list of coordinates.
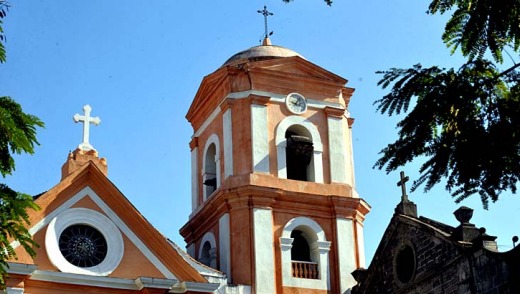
[292, 261, 319, 279]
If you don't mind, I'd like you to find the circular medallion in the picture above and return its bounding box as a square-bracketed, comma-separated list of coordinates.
[59, 224, 108, 268]
[285, 93, 307, 115]
[46, 207, 124, 276]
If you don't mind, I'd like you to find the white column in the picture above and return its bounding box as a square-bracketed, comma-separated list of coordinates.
[336, 218, 358, 292]
[6, 288, 24, 294]
[251, 104, 269, 173]
[277, 143, 287, 178]
[313, 150, 324, 183]
[253, 208, 275, 293]
[191, 147, 199, 211]
[328, 116, 347, 184]
[356, 221, 366, 268]
[223, 109, 233, 179]
[219, 213, 231, 282]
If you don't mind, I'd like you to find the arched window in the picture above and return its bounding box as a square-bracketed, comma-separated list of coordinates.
[275, 116, 324, 183]
[198, 232, 217, 269]
[290, 230, 311, 262]
[202, 134, 220, 201]
[200, 241, 212, 266]
[285, 125, 314, 181]
[280, 217, 331, 290]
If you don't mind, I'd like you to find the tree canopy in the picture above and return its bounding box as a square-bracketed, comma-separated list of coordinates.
[374, 0, 520, 207]
[0, 0, 43, 288]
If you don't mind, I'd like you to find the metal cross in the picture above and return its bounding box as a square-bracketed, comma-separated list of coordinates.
[257, 5, 273, 39]
[73, 104, 101, 151]
[397, 171, 410, 202]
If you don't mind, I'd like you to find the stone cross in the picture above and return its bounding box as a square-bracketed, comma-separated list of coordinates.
[73, 105, 101, 151]
[257, 5, 273, 39]
[397, 171, 409, 202]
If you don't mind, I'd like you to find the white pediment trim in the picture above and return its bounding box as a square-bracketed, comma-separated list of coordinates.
[10, 186, 177, 280]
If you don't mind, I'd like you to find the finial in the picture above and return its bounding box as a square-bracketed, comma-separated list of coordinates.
[397, 171, 410, 202]
[73, 104, 101, 151]
[394, 171, 417, 217]
[257, 5, 273, 44]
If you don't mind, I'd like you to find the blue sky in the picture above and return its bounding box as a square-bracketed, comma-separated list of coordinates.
[2, 0, 519, 264]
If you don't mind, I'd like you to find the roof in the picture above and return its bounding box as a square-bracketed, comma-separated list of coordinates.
[222, 43, 304, 67]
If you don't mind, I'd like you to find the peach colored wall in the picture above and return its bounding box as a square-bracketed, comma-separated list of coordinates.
[230, 98, 253, 176]
[229, 207, 253, 285]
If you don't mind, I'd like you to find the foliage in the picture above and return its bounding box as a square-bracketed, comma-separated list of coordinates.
[0, 1, 43, 288]
[0, 185, 39, 288]
[375, 0, 520, 206]
[428, 0, 520, 63]
[0, 97, 44, 177]
[0, 0, 8, 63]
[375, 61, 520, 207]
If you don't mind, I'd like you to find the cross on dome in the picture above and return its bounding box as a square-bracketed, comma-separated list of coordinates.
[257, 5, 273, 42]
[73, 104, 101, 151]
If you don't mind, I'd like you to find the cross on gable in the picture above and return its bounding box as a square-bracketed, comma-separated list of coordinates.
[397, 171, 409, 202]
[73, 104, 101, 151]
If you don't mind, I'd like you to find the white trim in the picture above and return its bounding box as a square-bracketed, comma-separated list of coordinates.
[251, 104, 270, 173]
[356, 221, 366, 268]
[12, 186, 177, 279]
[219, 213, 231, 282]
[6, 262, 37, 275]
[135, 277, 176, 290]
[202, 134, 221, 201]
[191, 90, 343, 141]
[193, 107, 220, 138]
[275, 116, 324, 183]
[226, 90, 343, 111]
[5, 288, 24, 294]
[45, 208, 124, 276]
[336, 218, 357, 292]
[30, 270, 141, 290]
[191, 146, 199, 211]
[253, 208, 275, 293]
[223, 108, 234, 179]
[327, 116, 347, 184]
[280, 217, 331, 290]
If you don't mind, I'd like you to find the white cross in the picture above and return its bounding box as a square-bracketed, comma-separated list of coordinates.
[73, 105, 101, 151]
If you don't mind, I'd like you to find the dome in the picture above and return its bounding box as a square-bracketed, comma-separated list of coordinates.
[222, 40, 305, 67]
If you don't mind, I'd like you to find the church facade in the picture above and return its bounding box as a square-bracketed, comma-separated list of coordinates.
[4, 38, 370, 294]
[351, 193, 520, 293]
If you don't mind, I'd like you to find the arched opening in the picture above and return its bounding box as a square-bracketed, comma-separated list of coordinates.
[280, 217, 331, 288]
[203, 143, 217, 199]
[200, 241, 212, 266]
[285, 125, 314, 181]
[290, 230, 311, 262]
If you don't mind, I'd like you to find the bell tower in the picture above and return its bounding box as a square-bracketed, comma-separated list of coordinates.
[180, 37, 370, 293]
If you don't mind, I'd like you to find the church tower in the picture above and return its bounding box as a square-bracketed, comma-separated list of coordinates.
[180, 37, 370, 293]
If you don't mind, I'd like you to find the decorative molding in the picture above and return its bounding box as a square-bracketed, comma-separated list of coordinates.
[6, 263, 37, 275]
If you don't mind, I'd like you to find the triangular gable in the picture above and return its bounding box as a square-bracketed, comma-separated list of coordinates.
[246, 56, 348, 85]
[353, 214, 460, 293]
[10, 161, 207, 283]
